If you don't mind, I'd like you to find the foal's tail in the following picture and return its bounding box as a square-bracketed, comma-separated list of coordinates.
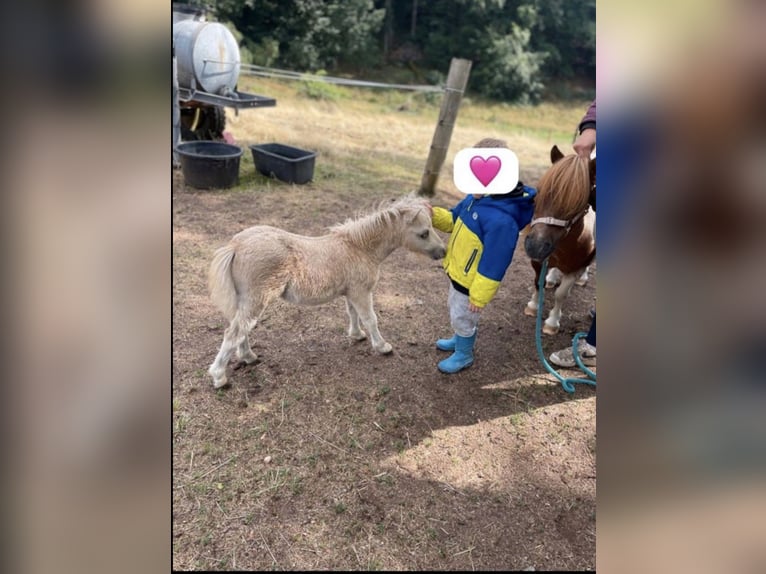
[209, 244, 239, 320]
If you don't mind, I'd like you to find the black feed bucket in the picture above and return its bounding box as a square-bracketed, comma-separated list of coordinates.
[250, 143, 317, 184]
[176, 141, 243, 189]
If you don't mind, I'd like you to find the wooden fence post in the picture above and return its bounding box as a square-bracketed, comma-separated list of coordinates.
[418, 58, 472, 197]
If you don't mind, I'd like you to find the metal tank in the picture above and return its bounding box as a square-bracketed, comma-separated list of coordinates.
[173, 20, 241, 96]
[172, 4, 275, 150]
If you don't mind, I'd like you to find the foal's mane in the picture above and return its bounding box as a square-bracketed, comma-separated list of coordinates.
[329, 195, 428, 246]
[535, 154, 591, 219]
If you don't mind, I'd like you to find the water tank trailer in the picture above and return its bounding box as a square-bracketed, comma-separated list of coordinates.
[172, 4, 275, 144]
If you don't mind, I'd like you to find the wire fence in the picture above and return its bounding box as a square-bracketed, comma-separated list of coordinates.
[206, 61, 444, 93]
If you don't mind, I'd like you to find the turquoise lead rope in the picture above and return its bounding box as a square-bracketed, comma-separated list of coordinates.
[535, 259, 596, 393]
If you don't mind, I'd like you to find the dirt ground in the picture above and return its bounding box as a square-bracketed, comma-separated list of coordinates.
[172, 165, 596, 571]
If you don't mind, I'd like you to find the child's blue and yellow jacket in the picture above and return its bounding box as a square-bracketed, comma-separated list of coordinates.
[432, 184, 536, 308]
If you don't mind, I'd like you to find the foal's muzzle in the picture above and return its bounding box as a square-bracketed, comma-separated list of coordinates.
[431, 246, 447, 260]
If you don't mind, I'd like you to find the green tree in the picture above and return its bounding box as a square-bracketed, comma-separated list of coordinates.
[194, 0, 594, 102]
[210, 0, 383, 72]
[528, 0, 595, 82]
[470, 23, 546, 103]
[416, 0, 547, 102]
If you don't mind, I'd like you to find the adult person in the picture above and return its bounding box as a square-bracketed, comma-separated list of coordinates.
[549, 100, 597, 367]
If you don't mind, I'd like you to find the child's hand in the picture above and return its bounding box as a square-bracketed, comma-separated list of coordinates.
[468, 302, 482, 313]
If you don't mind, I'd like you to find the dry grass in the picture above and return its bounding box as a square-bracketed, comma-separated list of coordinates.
[226, 76, 585, 194]
[173, 78, 595, 571]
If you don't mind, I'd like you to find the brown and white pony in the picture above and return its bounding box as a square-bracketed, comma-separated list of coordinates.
[524, 145, 596, 335]
[207, 195, 446, 388]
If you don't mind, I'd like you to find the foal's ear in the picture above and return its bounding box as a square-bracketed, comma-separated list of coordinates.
[550, 145, 565, 164]
[405, 203, 428, 224]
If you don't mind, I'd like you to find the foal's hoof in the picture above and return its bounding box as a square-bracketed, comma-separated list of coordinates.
[542, 323, 559, 336]
[349, 331, 368, 342]
[235, 351, 259, 365]
[524, 305, 537, 317]
[209, 366, 230, 389]
[376, 342, 393, 354]
[237, 351, 260, 365]
[233, 357, 260, 371]
[212, 377, 230, 389]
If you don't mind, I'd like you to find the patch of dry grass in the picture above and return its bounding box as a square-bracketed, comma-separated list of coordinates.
[227, 76, 587, 195]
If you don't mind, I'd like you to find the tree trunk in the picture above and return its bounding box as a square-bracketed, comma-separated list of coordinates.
[410, 0, 418, 38]
[383, 0, 393, 61]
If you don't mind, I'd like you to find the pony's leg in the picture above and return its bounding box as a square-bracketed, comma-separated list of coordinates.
[575, 265, 590, 286]
[543, 272, 578, 335]
[545, 267, 562, 289]
[235, 317, 259, 364]
[208, 318, 243, 388]
[234, 297, 274, 365]
[524, 288, 539, 316]
[348, 291, 392, 354]
[209, 293, 274, 388]
[525, 262, 542, 317]
[345, 297, 367, 341]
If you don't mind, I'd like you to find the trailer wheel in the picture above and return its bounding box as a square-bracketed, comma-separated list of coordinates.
[180, 105, 227, 140]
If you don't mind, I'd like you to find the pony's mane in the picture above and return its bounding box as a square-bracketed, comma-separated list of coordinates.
[535, 154, 591, 219]
[329, 195, 428, 245]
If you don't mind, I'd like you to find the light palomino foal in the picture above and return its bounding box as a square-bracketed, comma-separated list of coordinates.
[207, 195, 446, 388]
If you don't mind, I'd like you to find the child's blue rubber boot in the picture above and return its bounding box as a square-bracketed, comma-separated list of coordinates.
[436, 334, 457, 351]
[437, 332, 476, 374]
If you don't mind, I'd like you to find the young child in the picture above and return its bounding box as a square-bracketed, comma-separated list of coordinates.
[431, 138, 536, 373]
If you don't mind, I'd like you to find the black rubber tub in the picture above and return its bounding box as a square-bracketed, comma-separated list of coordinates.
[176, 141, 243, 189]
[250, 143, 317, 184]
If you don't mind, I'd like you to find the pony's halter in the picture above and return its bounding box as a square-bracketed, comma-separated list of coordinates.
[530, 207, 588, 232]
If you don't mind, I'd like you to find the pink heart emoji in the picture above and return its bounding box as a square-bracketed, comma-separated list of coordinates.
[469, 155, 502, 187]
